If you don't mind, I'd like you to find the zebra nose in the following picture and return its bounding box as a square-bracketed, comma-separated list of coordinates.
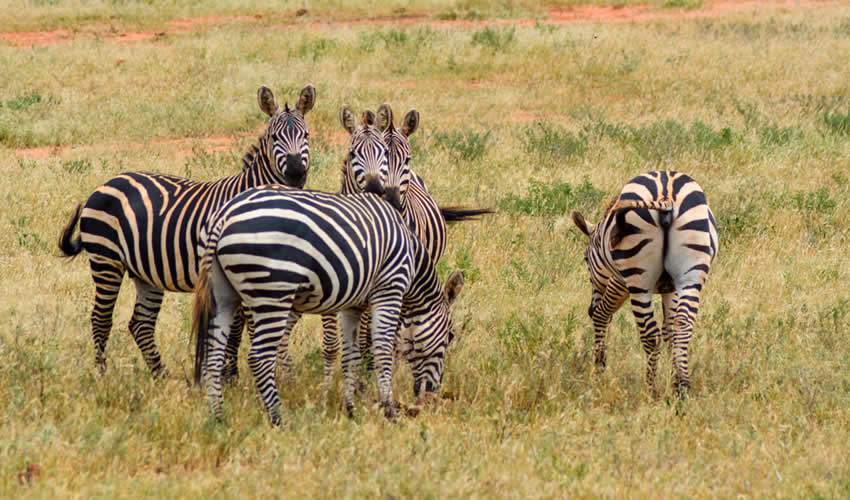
[364, 175, 385, 196]
[383, 187, 402, 212]
[284, 154, 306, 178]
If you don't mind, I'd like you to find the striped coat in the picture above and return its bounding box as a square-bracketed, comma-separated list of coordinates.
[572, 171, 718, 394]
[192, 187, 464, 425]
[58, 85, 316, 376]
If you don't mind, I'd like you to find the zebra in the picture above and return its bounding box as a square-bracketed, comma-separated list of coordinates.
[571, 171, 718, 395]
[192, 187, 464, 425]
[57, 84, 316, 377]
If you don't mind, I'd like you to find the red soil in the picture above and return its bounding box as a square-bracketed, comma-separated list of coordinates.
[1, 2, 832, 48]
[14, 137, 238, 160]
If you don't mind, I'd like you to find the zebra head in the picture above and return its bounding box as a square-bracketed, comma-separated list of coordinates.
[339, 106, 389, 197]
[257, 84, 316, 188]
[573, 210, 606, 318]
[375, 104, 419, 213]
[399, 270, 464, 399]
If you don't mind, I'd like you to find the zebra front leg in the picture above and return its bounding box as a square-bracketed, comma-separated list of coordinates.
[590, 280, 628, 370]
[357, 311, 373, 372]
[370, 298, 403, 421]
[339, 308, 363, 417]
[88, 259, 125, 374]
[320, 313, 341, 382]
[129, 279, 166, 378]
[628, 291, 663, 393]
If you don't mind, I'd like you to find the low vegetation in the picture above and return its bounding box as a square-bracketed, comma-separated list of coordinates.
[1, 2, 849, 497]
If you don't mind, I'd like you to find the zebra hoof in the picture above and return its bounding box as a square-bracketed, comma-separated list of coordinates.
[381, 401, 397, 422]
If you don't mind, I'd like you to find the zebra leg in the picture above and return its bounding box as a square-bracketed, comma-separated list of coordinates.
[339, 308, 363, 417]
[590, 280, 628, 370]
[670, 282, 705, 396]
[320, 313, 341, 381]
[221, 308, 246, 383]
[247, 299, 295, 427]
[370, 298, 403, 420]
[88, 258, 125, 374]
[128, 279, 167, 377]
[357, 311, 373, 371]
[275, 310, 301, 377]
[628, 291, 663, 392]
[204, 261, 241, 423]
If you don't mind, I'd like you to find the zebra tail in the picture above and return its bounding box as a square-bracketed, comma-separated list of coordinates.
[58, 203, 84, 258]
[610, 198, 674, 248]
[439, 206, 497, 223]
[610, 198, 674, 213]
[192, 264, 215, 386]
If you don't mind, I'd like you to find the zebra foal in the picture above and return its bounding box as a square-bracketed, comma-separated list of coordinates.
[192, 187, 463, 425]
[58, 85, 316, 377]
[572, 171, 718, 394]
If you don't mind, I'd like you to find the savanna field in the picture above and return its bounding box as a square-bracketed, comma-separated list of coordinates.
[2, 0, 849, 496]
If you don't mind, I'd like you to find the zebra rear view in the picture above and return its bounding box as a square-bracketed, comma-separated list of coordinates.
[572, 171, 718, 395]
[192, 188, 464, 426]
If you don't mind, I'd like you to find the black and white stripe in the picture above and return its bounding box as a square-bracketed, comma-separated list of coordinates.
[58, 85, 316, 376]
[572, 171, 718, 394]
[192, 188, 463, 425]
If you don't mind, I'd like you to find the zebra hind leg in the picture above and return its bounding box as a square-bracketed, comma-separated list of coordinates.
[248, 298, 296, 427]
[128, 279, 166, 378]
[89, 258, 125, 374]
[670, 281, 705, 397]
[628, 291, 663, 394]
[221, 307, 246, 384]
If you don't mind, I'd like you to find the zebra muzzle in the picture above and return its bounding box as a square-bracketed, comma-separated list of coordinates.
[283, 154, 307, 187]
[364, 175, 385, 197]
[383, 187, 402, 212]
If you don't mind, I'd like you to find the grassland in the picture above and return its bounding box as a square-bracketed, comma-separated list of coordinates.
[1, 1, 849, 497]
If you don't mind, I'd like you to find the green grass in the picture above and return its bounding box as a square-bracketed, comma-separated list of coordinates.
[2, 2, 850, 497]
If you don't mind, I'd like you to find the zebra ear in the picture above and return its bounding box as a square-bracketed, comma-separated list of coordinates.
[376, 104, 394, 133]
[401, 109, 419, 137]
[444, 270, 464, 306]
[297, 84, 316, 115]
[572, 211, 593, 237]
[362, 110, 376, 127]
[257, 86, 279, 117]
[339, 106, 356, 134]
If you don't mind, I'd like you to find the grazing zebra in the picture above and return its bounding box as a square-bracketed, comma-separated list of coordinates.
[192, 187, 464, 425]
[58, 85, 316, 377]
[572, 171, 718, 394]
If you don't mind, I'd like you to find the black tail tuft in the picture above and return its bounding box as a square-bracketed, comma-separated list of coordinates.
[440, 206, 496, 223]
[58, 204, 84, 258]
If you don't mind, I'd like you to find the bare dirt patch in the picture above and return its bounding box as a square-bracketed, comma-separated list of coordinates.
[1, 2, 833, 48]
[13, 136, 240, 160]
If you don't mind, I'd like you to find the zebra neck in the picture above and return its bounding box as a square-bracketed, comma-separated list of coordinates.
[339, 163, 359, 195]
[407, 240, 443, 306]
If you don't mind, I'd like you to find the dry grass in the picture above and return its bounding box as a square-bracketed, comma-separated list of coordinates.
[2, 2, 850, 497]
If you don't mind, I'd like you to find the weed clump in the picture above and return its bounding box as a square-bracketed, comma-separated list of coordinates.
[500, 179, 605, 217]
